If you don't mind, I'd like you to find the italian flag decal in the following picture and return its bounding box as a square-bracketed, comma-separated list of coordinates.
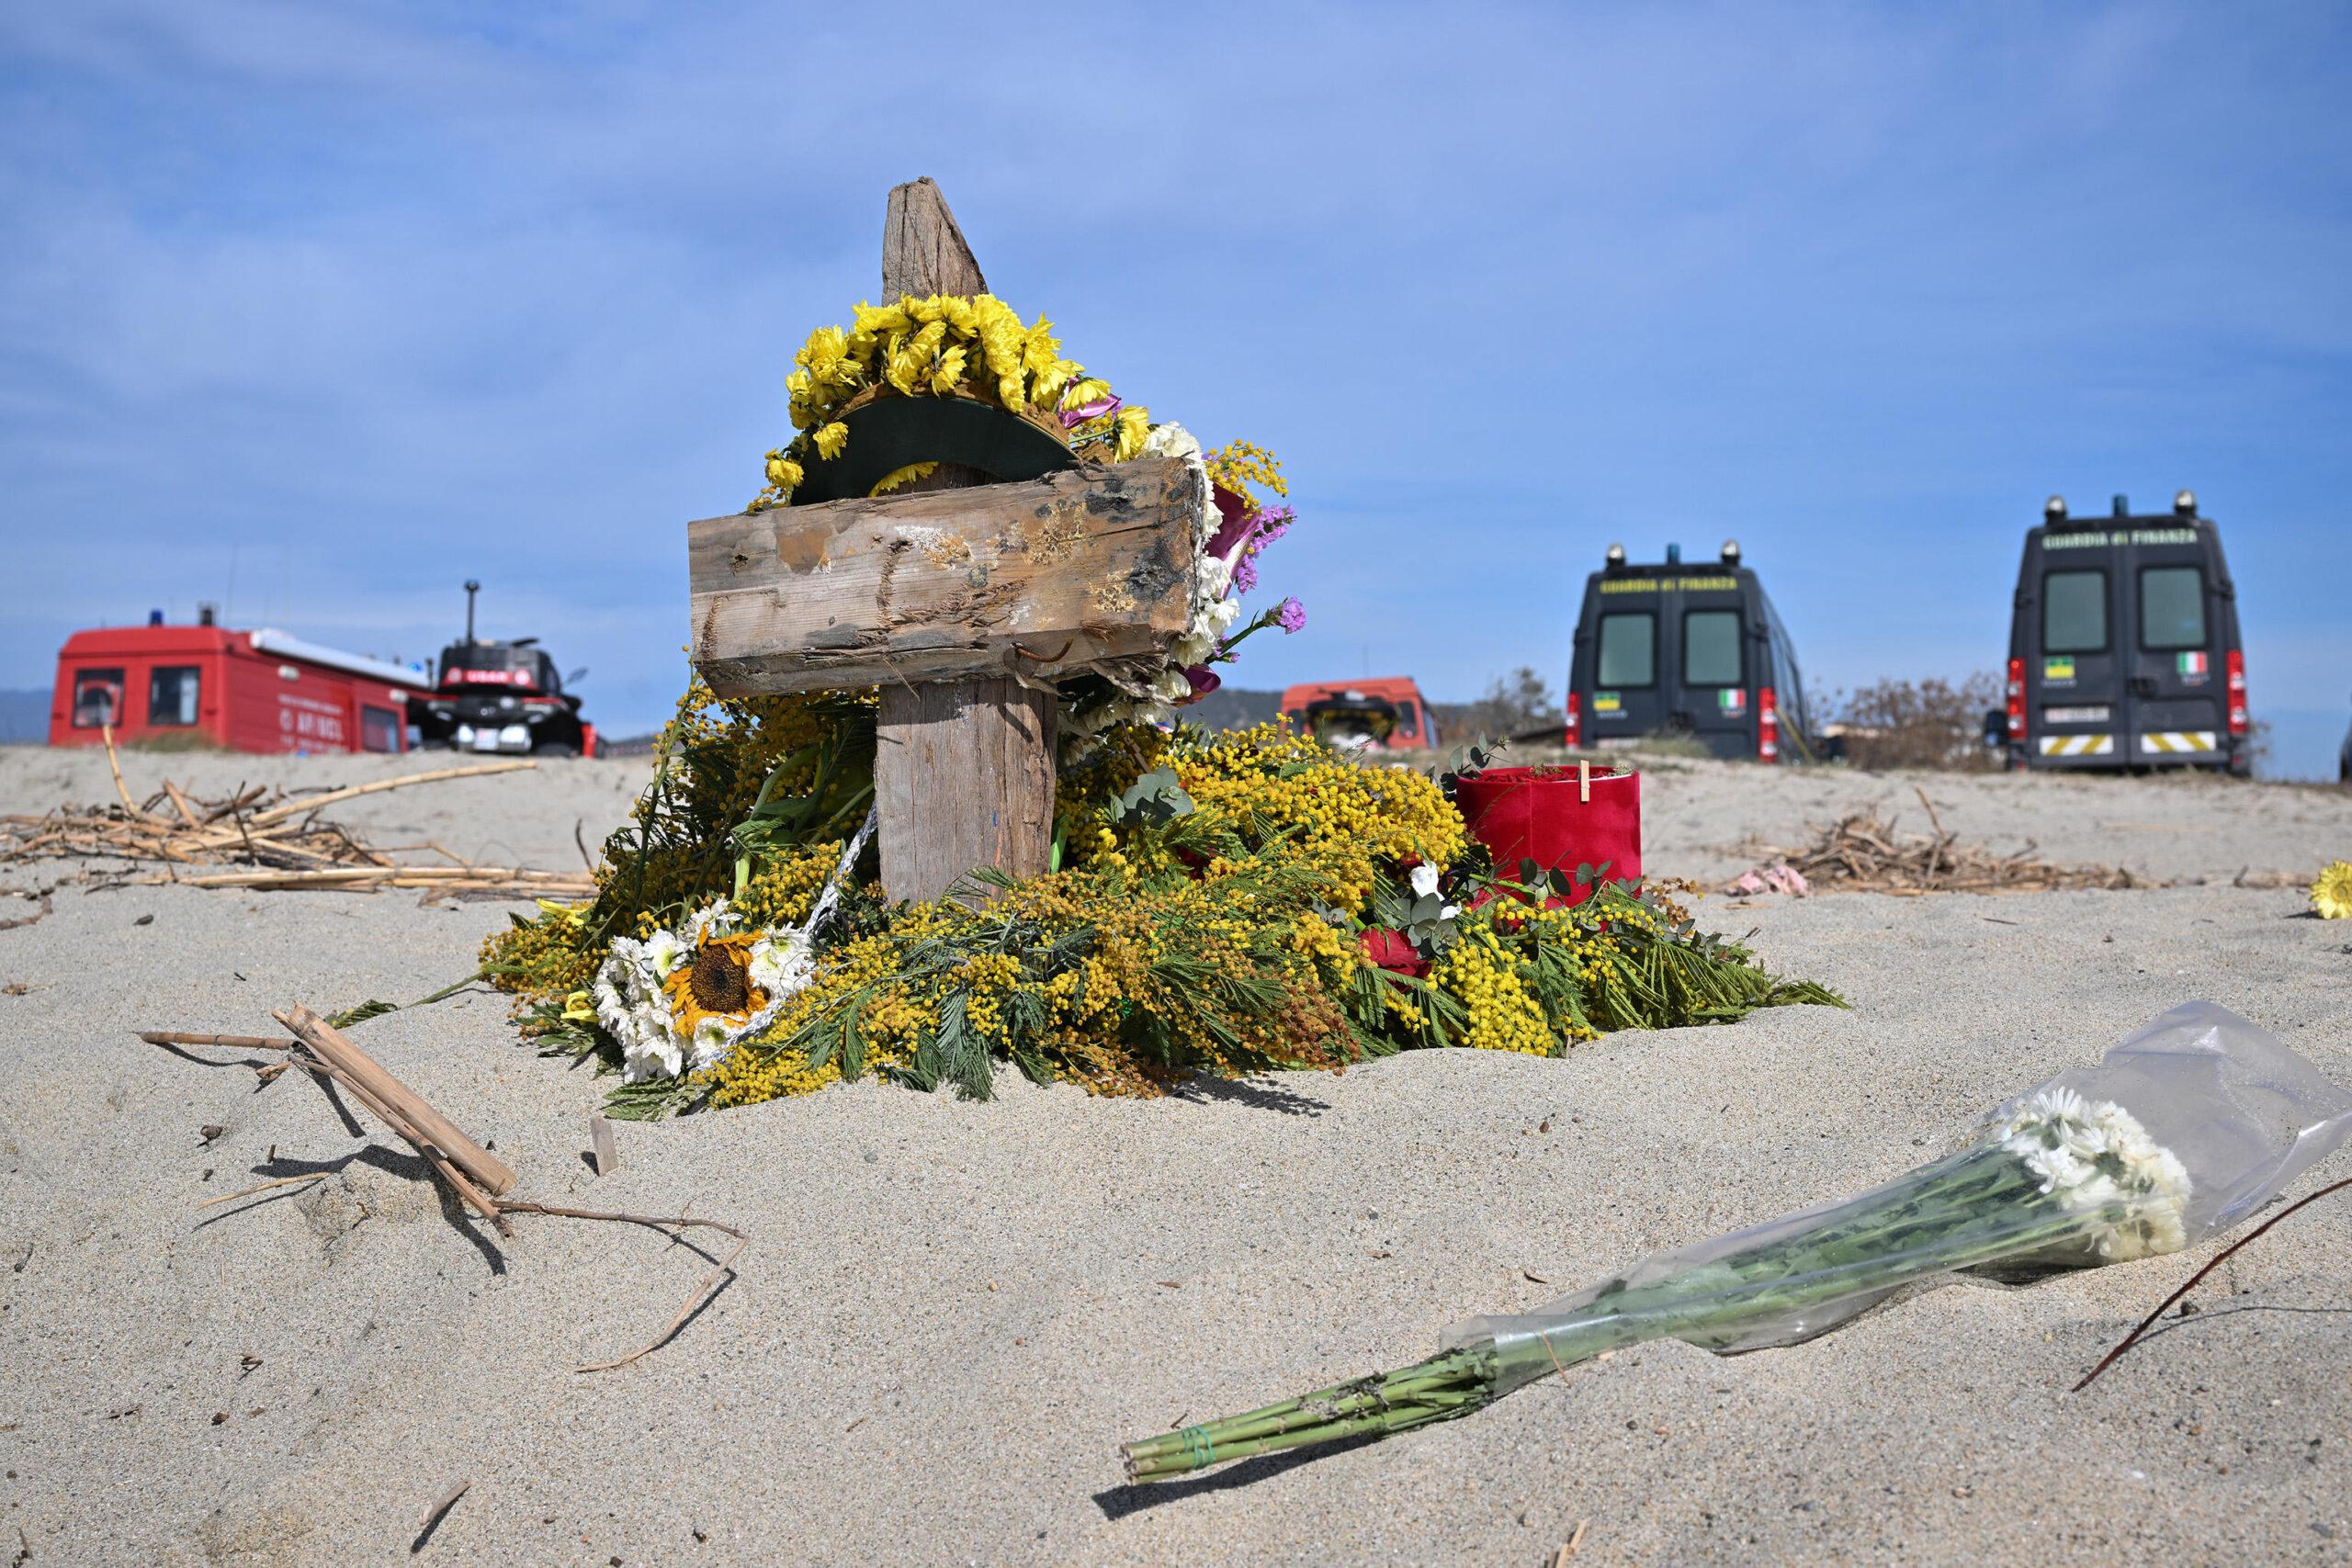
[1718, 688, 1747, 714]
[2177, 650, 2209, 677]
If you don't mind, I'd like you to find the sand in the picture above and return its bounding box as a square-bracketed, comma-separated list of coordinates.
[0, 745, 2346, 1564]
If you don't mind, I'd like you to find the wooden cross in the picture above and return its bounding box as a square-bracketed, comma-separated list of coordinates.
[686, 179, 1203, 904]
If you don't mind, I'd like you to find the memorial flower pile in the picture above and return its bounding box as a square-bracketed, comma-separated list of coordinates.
[1121, 1001, 2352, 1480]
[485, 701, 1841, 1117]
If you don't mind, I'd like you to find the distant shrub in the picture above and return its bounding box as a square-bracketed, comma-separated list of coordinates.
[1824, 671, 2003, 772]
[1441, 666, 1560, 744]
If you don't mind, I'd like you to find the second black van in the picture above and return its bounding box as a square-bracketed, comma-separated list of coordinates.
[1565, 541, 1815, 763]
[1996, 491, 2248, 775]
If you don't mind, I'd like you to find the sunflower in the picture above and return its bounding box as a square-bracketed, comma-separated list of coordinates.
[2312, 860, 2352, 919]
[593, 900, 813, 1083]
[663, 927, 769, 1033]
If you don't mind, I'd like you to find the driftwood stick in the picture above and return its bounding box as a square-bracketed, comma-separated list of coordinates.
[198, 1174, 327, 1209]
[99, 725, 150, 821]
[276, 1005, 516, 1196]
[161, 780, 204, 830]
[242, 761, 537, 829]
[282, 1049, 515, 1238]
[501, 1201, 750, 1371]
[140, 1030, 295, 1051]
[414, 1475, 472, 1545]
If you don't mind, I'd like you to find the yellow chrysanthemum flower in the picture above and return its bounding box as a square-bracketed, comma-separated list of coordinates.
[814, 422, 848, 460]
[2312, 860, 2352, 919]
[764, 452, 803, 491]
[1114, 405, 1150, 461]
[853, 299, 910, 338]
[870, 461, 938, 496]
[931, 344, 967, 395]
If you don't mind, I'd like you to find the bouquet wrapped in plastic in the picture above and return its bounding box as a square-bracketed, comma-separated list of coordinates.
[1122, 1001, 2352, 1480]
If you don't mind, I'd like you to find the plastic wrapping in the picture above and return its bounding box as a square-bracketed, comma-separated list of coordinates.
[1445, 1001, 2352, 1396]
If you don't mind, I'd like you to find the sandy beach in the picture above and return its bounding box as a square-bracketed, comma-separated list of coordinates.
[1, 745, 2346, 1565]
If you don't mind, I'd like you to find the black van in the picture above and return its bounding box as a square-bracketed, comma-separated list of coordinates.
[1565, 541, 1815, 763]
[1996, 491, 2248, 775]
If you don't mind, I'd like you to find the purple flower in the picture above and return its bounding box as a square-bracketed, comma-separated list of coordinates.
[1183, 665, 1221, 699]
[1230, 554, 1260, 595]
[1057, 394, 1122, 429]
[1275, 596, 1306, 635]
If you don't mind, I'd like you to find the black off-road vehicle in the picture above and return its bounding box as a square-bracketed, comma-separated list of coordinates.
[409, 581, 597, 757]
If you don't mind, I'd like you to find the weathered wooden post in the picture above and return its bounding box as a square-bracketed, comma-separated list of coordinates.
[686, 179, 1202, 903]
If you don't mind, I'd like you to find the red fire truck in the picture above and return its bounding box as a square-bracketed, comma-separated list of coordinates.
[1278, 677, 1443, 751]
[48, 612, 426, 755]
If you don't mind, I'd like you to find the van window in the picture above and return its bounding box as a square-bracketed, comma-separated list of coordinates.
[1596, 612, 1655, 688]
[2138, 566, 2207, 650]
[1683, 610, 1744, 686]
[360, 705, 402, 753]
[1394, 701, 1419, 739]
[2042, 570, 2109, 654]
[71, 668, 124, 728]
[148, 665, 201, 727]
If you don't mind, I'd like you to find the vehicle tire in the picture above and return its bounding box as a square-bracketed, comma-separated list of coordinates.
[532, 742, 580, 759]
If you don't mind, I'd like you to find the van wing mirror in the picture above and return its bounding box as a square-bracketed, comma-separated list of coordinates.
[1981, 709, 2007, 749]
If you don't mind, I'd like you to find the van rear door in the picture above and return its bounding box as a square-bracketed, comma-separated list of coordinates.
[1582, 581, 1668, 746]
[1677, 585, 1753, 757]
[2030, 541, 2121, 762]
[2120, 527, 2225, 762]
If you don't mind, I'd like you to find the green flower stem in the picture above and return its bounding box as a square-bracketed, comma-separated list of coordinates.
[1121, 1145, 2119, 1480]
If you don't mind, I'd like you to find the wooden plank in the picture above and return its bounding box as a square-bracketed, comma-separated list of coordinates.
[588, 1115, 618, 1179]
[883, 177, 986, 298]
[875, 675, 1057, 902]
[688, 457, 1201, 696]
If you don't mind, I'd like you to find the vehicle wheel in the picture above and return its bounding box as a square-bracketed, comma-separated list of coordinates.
[532, 742, 580, 759]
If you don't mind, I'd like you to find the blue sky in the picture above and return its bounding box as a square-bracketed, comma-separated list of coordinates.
[4, 2, 2347, 773]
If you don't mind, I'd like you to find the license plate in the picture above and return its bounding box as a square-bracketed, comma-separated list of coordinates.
[472, 731, 503, 751]
[2042, 705, 2110, 724]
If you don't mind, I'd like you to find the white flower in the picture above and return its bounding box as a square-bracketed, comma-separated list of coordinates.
[1410, 864, 1442, 899]
[643, 930, 685, 979]
[1133, 701, 1176, 728]
[1206, 597, 1242, 632]
[1173, 630, 1214, 666]
[1141, 421, 1202, 462]
[1151, 668, 1193, 703]
[1197, 558, 1233, 604]
[1997, 1089, 2191, 1259]
[748, 931, 815, 997]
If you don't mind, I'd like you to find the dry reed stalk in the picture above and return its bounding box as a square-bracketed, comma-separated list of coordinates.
[1, 756, 585, 897]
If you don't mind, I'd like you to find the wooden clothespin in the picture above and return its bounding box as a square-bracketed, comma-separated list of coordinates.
[1578, 759, 1590, 804]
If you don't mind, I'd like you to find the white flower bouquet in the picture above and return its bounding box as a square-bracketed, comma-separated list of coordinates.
[1122, 1001, 2352, 1480]
[593, 900, 814, 1083]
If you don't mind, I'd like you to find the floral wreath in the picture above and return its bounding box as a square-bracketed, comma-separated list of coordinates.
[745, 292, 1305, 740]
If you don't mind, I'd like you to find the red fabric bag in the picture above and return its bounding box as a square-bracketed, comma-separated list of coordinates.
[1452, 766, 1641, 908]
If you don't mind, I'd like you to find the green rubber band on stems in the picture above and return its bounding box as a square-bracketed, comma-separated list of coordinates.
[1180, 1425, 1216, 1471]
